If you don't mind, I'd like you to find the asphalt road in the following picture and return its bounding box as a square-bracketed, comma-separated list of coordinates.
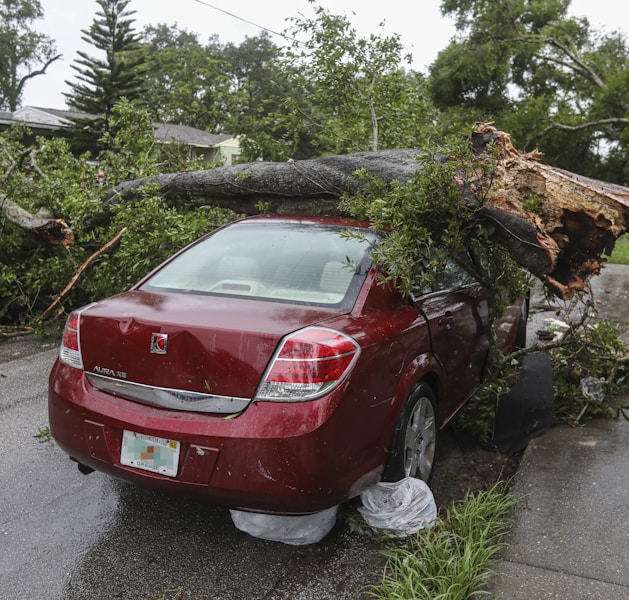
[0, 344, 382, 600]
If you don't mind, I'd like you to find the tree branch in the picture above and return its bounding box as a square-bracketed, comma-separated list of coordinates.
[544, 37, 606, 89]
[15, 54, 63, 100]
[539, 117, 629, 137]
[0, 191, 73, 246]
[40, 227, 127, 320]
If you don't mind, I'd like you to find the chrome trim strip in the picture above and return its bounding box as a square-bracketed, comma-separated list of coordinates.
[86, 372, 251, 414]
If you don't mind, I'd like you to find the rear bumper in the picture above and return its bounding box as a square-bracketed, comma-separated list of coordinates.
[48, 360, 383, 514]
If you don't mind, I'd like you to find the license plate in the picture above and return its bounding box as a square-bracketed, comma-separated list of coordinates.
[120, 430, 180, 477]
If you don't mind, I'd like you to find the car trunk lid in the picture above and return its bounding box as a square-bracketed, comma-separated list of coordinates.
[77, 291, 348, 406]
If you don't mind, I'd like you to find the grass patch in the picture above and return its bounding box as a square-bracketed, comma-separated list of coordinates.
[365, 481, 516, 600]
[33, 425, 52, 443]
[607, 235, 629, 264]
[147, 588, 184, 600]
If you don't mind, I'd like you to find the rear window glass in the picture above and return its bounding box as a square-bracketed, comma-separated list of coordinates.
[140, 221, 377, 307]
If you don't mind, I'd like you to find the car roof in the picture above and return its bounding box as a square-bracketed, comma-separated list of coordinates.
[232, 213, 372, 229]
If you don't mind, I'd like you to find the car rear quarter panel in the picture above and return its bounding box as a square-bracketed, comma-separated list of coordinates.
[328, 273, 448, 461]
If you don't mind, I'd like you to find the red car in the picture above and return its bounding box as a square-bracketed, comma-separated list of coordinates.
[48, 214, 525, 514]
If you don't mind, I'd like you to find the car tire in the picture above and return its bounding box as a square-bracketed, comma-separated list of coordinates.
[381, 383, 439, 483]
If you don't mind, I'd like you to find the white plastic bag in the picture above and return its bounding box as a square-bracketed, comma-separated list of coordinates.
[580, 376, 606, 402]
[230, 505, 338, 545]
[358, 477, 437, 536]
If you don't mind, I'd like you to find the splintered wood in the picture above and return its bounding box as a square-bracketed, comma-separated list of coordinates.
[472, 123, 629, 298]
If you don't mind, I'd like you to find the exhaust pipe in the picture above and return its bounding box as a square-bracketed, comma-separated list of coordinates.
[77, 463, 95, 475]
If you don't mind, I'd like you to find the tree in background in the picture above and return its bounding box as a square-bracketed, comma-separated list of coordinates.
[284, 5, 435, 155]
[221, 6, 436, 161]
[141, 25, 233, 132]
[429, 0, 629, 183]
[221, 33, 313, 161]
[64, 0, 146, 153]
[139, 28, 307, 162]
[0, 0, 60, 110]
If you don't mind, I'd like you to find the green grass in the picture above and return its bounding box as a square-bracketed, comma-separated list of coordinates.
[148, 588, 184, 600]
[365, 482, 516, 600]
[607, 235, 629, 264]
[33, 425, 52, 443]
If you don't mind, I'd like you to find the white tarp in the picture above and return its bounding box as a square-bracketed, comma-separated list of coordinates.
[230, 505, 338, 545]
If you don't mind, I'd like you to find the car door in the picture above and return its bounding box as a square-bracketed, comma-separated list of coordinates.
[412, 259, 489, 417]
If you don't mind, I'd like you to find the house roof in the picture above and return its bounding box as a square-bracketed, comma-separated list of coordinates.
[25, 107, 88, 122]
[0, 111, 13, 127]
[152, 122, 235, 148]
[6, 106, 237, 148]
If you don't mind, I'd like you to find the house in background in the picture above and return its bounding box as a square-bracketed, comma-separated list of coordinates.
[151, 121, 240, 166]
[0, 106, 241, 166]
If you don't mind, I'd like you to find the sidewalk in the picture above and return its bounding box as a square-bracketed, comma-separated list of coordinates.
[493, 263, 629, 599]
[492, 414, 629, 599]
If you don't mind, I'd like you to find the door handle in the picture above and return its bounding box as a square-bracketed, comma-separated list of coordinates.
[437, 312, 454, 327]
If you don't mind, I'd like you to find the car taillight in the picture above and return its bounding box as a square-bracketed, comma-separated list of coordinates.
[254, 327, 360, 402]
[59, 311, 84, 370]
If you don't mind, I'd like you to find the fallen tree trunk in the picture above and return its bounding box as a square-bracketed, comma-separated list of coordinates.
[103, 126, 629, 299]
[101, 150, 423, 217]
[6, 125, 629, 299]
[0, 193, 73, 247]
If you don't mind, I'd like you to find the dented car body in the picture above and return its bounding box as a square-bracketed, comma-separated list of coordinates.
[48, 214, 524, 514]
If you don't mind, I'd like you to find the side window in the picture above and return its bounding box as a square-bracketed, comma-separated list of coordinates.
[431, 259, 477, 292]
[412, 258, 477, 297]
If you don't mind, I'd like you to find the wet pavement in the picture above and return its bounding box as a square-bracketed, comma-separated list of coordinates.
[589, 263, 629, 324]
[492, 415, 629, 599]
[527, 262, 629, 342]
[492, 262, 629, 599]
[0, 346, 384, 599]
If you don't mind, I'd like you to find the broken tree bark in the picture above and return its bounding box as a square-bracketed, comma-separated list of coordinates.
[468, 123, 629, 297]
[0, 193, 73, 247]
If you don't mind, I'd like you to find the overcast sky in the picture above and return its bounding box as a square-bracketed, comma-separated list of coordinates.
[21, 0, 628, 109]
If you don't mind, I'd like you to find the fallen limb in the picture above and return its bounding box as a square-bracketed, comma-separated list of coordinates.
[40, 227, 127, 320]
[7, 124, 629, 299]
[0, 326, 35, 339]
[0, 193, 73, 247]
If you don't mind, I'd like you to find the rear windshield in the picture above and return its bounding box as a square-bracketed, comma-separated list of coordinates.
[140, 221, 377, 307]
